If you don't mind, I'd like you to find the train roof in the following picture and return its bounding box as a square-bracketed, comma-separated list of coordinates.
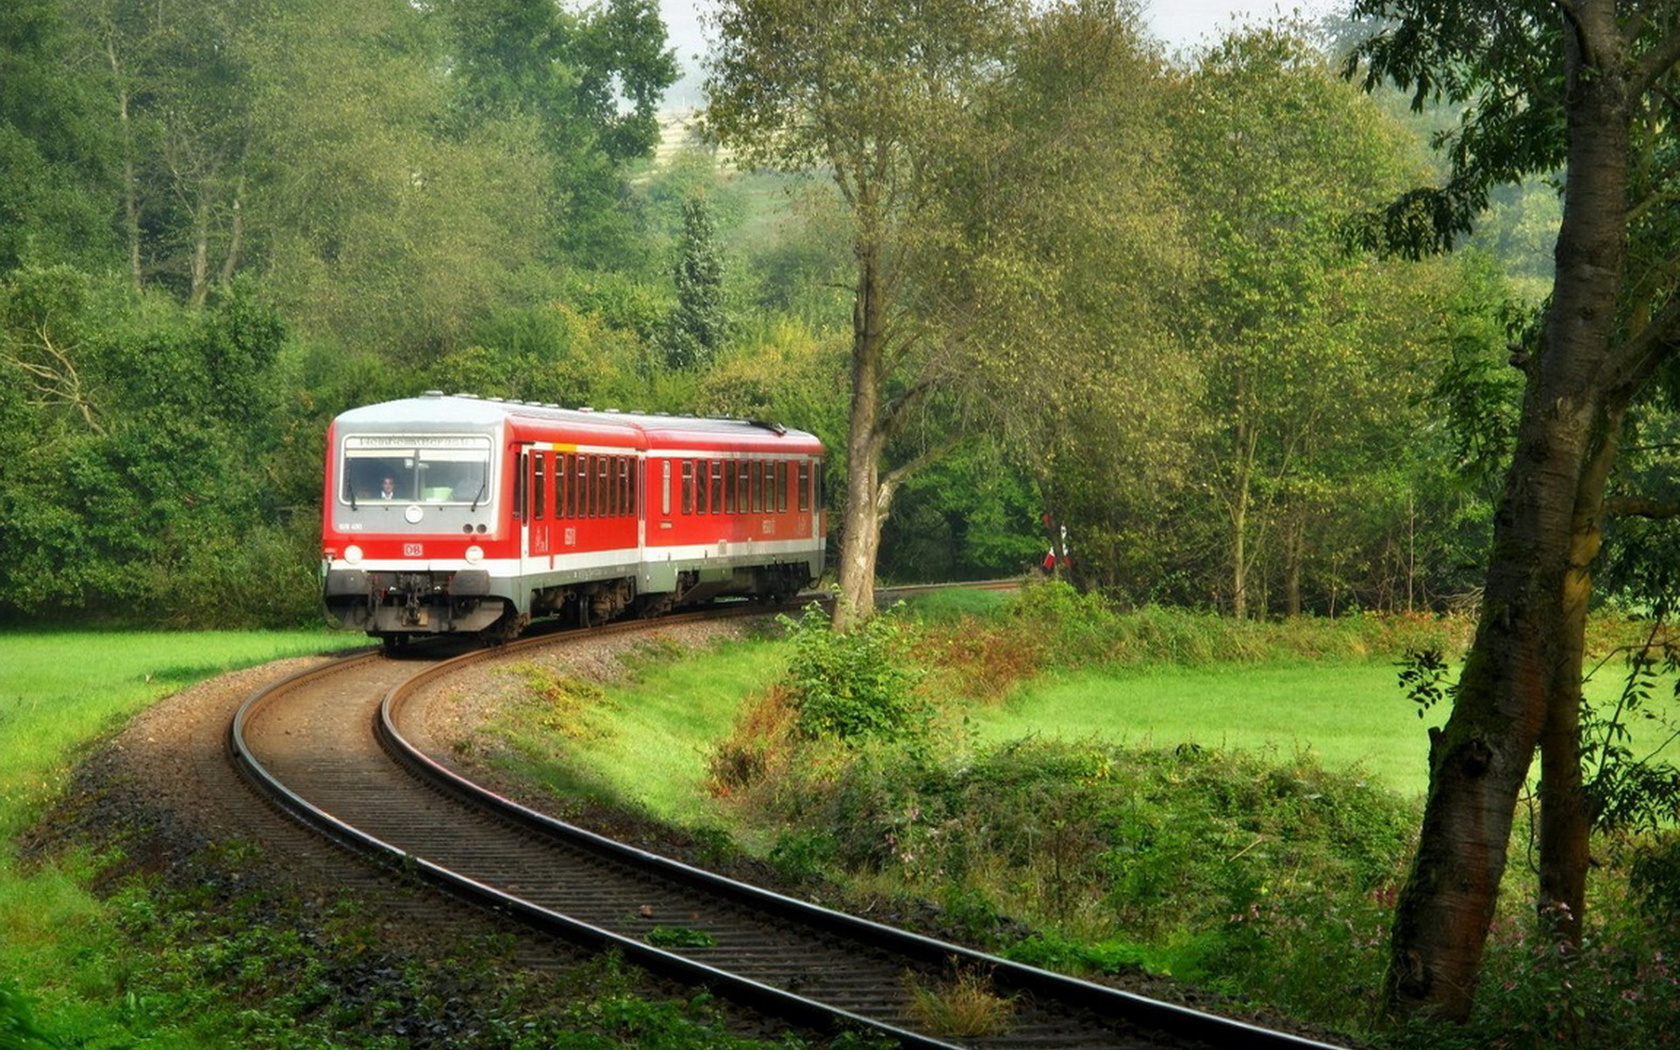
[333, 393, 824, 452]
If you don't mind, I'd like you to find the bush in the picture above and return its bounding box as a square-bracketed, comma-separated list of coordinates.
[778, 603, 927, 745]
[737, 733, 1414, 1027]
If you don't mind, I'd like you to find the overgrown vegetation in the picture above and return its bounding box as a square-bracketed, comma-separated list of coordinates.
[694, 590, 1680, 1044]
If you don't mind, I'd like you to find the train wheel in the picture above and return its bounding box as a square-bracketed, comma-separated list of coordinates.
[479, 613, 526, 647]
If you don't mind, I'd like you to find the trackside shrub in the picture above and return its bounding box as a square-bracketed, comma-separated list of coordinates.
[778, 603, 927, 745]
[737, 735, 1414, 1027]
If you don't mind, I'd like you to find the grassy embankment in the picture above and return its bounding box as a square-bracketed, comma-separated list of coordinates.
[0, 630, 810, 1050]
[474, 585, 1680, 1048]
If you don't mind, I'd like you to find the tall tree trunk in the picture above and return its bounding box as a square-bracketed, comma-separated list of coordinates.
[1386, 13, 1631, 1019]
[834, 245, 888, 632]
[1228, 417, 1257, 619]
[1283, 514, 1304, 617]
[217, 167, 247, 291]
[188, 193, 211, 308]
[105, 37, 143, 292]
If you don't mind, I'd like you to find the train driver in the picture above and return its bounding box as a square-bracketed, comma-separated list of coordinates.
[380, 476, 396, 500]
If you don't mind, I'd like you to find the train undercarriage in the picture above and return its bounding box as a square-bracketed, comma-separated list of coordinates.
[324, 562, 813, 648]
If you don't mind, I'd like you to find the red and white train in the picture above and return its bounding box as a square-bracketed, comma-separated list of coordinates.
[321, 393, 826, 644]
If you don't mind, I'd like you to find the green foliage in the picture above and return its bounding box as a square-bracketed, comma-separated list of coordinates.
[645, 926, 718, 949]
[778, 603, 927, 745]
[663, 195, 728, 370]
[0, 0, 112, 272]
[877, 442, 1044, 582]
[1580, 635, 1680, 835]
[0, 980, 62, 1050]
[1396, 648, 1454, 718]
[743, 732, 1412, 1022]
[1627, 831, 1680, 925]
[1390, 904, 1680, 1050]
[990, 581, 1470, 678]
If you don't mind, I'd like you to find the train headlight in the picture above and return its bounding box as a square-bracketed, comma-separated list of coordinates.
[465, 545, 484, 564]
[344, 544, 364, 565]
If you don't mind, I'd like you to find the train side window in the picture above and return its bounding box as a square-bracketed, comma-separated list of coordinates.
[746, 461, 758, 513]
[554, 453, 567, 518]
[661, 460, 671, 515]
[695, 459, 709, 515]
[709, 460, 722, 513]
[623, 457, 635, 516]
[607, 456, 619, 516]
[798, 462, 811, 512]
[596, 457, 609, 518]
[723, 459, 734, 513]
[534, 453, 548, 520]
[681, 460, 694, 515]
[739, 461, 751, 513]
[775, 461, 786, 512]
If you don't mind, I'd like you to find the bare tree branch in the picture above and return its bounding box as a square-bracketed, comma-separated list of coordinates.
[1604, 495, 1680, 520]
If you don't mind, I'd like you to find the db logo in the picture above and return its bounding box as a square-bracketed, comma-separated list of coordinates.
[403, 543, 423, 557]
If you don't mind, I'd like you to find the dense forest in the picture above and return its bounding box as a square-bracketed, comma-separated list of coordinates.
[0, 0, 1623, 630]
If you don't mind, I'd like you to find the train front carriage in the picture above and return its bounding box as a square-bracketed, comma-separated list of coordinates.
[321, 395, 524, 642]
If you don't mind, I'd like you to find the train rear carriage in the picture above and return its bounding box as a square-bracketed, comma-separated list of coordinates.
[322, 393, 825, 644]
[635, 417, 826, 610]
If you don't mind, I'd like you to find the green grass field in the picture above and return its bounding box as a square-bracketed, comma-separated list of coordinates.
[976, 659, 1680, 802]
[488, 639, 788, 825]
[535, 629, 1680, 815]
[967, 662, 1444, 798]
[0, 630, 366, 838]
[0, 629, 368, 1048]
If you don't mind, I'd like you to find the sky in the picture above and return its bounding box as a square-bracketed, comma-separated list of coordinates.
[658, 0, 1339, 105]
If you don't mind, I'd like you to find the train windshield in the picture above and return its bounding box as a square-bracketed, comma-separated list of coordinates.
[340, 435, 493, 506]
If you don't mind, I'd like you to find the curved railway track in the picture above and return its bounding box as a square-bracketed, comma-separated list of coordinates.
[228, 607, 1351, 1050]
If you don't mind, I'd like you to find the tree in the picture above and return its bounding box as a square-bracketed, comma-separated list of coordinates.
[244, 0, 554, 355]
[663, 194, 727, 369]
[920, 0, 1192, 594]
[435, 0, 677, 266]
[1170, 27, 1431, 619]
[0, 0, 114, 271]
[66, 0, 263, 305]
[704, 0, 1022, 629]
[1346, 0, 1680, 1021]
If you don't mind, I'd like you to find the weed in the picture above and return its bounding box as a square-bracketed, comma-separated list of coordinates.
[706, 683, 799, 795]
[501, 663, 619, 746]
[646, 926, 719, 949]
[903, 963, 1014, 1038]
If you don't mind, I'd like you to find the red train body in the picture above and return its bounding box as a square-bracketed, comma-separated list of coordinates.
[321, 393, 826, 643]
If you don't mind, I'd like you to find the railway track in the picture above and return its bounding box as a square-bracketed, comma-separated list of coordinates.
[228, 609, 1351, 1050]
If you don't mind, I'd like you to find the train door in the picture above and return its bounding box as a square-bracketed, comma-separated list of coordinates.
[516, 449, 532, 562]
